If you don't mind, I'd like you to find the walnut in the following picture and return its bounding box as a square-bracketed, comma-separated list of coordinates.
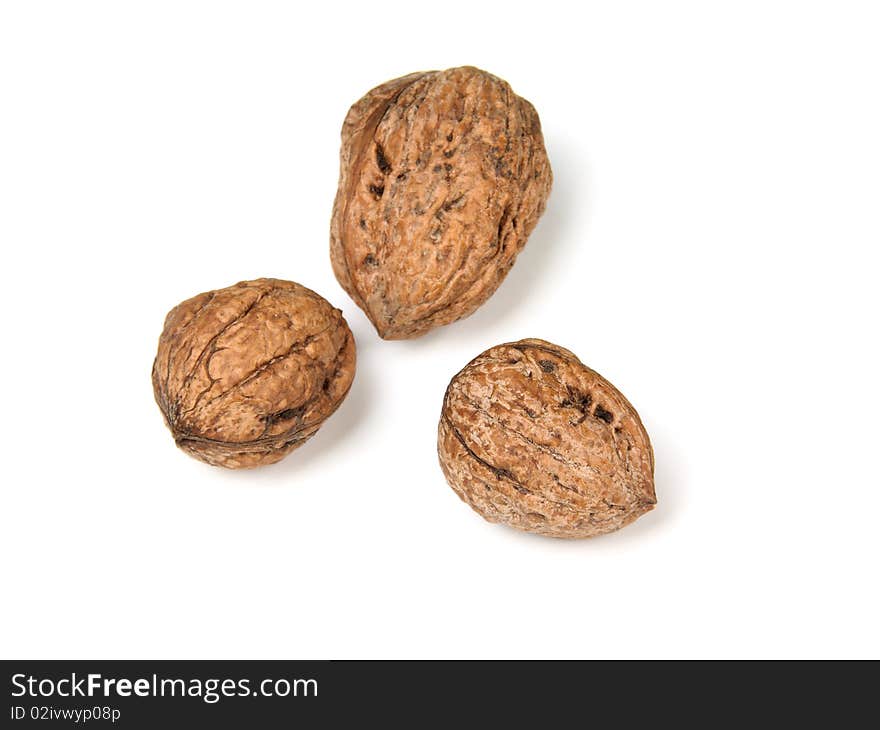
[438, 339, 655, 538]
[330, 66, 552, 340]
[152, 279, 355, 469]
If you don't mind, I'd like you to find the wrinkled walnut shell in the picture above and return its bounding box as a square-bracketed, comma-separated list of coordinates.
[331, 66, 552, 339]
[438, 339, 655, 538]
[152, 278, 355, 469]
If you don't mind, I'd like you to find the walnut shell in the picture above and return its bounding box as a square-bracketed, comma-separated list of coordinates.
[330, 66, 552, 340]
[438, 339, 655, 538]
[152, 279, 355, 469]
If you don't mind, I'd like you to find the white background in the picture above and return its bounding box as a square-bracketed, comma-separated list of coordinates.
[1, 1, 878, 659]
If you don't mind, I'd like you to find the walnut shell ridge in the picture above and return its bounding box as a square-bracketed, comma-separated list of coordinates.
[152, 279, 355, 469]
[438, 339, 655, 538]
[330, 66, 553, 340]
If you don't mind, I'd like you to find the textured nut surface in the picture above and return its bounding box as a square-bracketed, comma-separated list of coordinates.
[330, 66, 552, 339]
[438, 339, 655, 538]
[152, 279, 355, 469]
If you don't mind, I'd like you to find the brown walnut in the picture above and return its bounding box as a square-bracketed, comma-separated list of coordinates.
[152, 279, 355, 469]
[438, 339, 655, 538]
[330, 66, 552, 340]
